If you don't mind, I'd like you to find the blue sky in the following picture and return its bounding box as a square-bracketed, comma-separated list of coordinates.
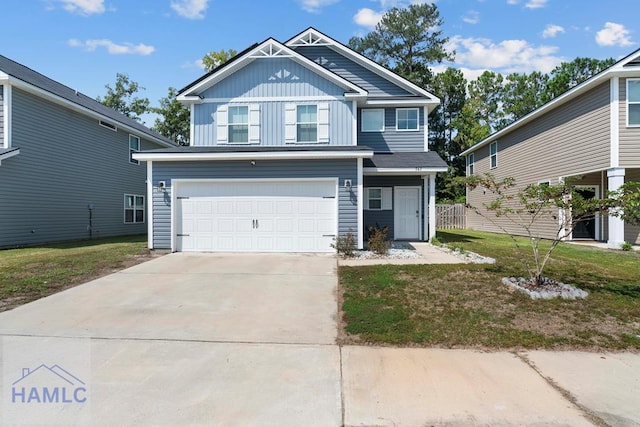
[1, 0, 638, 126]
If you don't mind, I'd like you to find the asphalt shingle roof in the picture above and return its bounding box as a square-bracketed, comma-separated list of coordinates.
[364, 151, 448, 169]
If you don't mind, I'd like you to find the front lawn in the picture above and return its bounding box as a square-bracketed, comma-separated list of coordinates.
[340, 229, 640, 350]
[0, 235, 160, 312]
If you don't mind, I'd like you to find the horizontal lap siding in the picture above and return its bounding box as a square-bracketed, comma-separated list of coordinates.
[193, 100, 353, 146]
[151, 159, 358, 249]
[619, 78, 640, 166]
[467, 82, 611, 240]
[0, 88, 156, 247]
[294, 46, 412, 97]
[357, 107, 424, 152]
[363, 176, 424, 239]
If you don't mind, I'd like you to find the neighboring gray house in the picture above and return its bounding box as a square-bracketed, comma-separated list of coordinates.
[0, 55, 175, 248]
[462, 48, 640, 248]
[134, 28, 447, 253]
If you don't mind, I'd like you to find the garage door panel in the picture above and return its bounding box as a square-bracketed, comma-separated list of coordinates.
[176, 181, 337, 252]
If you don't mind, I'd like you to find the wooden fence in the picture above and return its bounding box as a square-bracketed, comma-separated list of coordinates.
[436, 204, 466, 229]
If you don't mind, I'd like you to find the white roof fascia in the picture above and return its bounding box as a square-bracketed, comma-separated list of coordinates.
[4, 76, 175, 148]
[461, 48, 640, 156]
[363, 167, 448, 175]
[365, 98, 440, 112]
[286, 28, 441, 103]
[179, 38, 367, 99]
[0, 148, 20, 165]
[133, 150, 374, 162]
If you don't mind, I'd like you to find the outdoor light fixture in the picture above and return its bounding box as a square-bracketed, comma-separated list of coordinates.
[250, 160, 256, 166]
[344, 179, 352, 189]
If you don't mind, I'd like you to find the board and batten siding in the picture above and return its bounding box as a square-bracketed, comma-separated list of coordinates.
[467, 81, 611, 239]
[618, 78, 640, 166]
[0, 87, 158, 247]
[151, 159, 359, 249]
[294, 45, 412, 97]
[357, 107, 425, 152]
[192, 100, 354, 146]
[0, 85, 4, 145]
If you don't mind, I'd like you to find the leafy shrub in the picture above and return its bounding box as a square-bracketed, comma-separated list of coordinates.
[431, 236, 442, 246]
[367, 225, 389, 255]
[621, 241, 633, 251]
[332, 232, 356, 258]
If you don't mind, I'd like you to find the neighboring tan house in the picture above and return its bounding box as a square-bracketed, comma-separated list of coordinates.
[461, 48, 640, 248]
[0, 55, 175, 248]
[134, 28, 447, 253]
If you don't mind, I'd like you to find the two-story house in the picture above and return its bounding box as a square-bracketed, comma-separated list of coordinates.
[462, 48, 640, 248]
[0, 55, 175, 248]
[134, 28, 447, 253]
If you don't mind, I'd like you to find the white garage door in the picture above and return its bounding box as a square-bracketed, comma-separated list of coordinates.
[175, 180, 337, 253]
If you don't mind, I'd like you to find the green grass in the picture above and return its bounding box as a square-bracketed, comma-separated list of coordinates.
[340, 229, 640, 350]
[0, 235, 155, 311]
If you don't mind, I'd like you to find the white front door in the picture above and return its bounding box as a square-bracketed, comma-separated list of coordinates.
[394, 186, 421, 240]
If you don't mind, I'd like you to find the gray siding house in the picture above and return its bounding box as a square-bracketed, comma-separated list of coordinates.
[134, 28, 447, 253]
[462, 48, 640, 248]
[0, 56, 174, 248]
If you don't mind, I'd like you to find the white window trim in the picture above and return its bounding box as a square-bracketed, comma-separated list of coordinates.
[361, 108, 385, 132]
[467, 153, 475, 176]
[228, 105, 250, 144]
[364, 187, 392, 211]
[217, 104, 260, 145]
[285, 103, 329, 144]
[124, 194, 145, 224]
[395, 107, 419, 132]
[129, 134, 140, 165]
[490, 141, 498, 169]
[99, 120, 118, 132]
[626, 78, 640, 127]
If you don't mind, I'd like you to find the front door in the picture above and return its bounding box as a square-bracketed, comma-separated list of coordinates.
[573, 187, 597, 239]
[394, 187, 421, 240]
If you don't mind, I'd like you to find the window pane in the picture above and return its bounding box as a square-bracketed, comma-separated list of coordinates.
[491, 156, 497, 168]
[469, 164, 474, 175]
[135, 209, 144, 223]
[362, 109, 384, 132]
[129, 135, 140, 150]
[135, 196, 144, 207]
[490, 143, 497, 155]
[297, 124, 317, 142]
[397, 109, 418, 130]
[297, 105, 317, 123]
[125, 196, 134, 208]
[369, 199, 382, 210]
[629, 104, 640, 125]
[229, 125, 249, 142]
[228, 106, 248, 124]
[629, 80, 640, 102]
[369, 188, 382, 198]
[125, 209, 134, 223]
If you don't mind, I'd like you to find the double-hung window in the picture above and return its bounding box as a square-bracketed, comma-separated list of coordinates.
[285, 103, 330, 143]
[216, 105, 260, 144]
[124, 194, 145, 224]
[365, 187, 392, 210]
[297, 105, 317, 142]
[490, 141, 498, 169]
[228, 106, 249, 143]
[129, 135, 140, 165]
[396, 108, 419, 131]
[467, 153, 475, 175]
[361, 109, 385, 132]
[628, 79, 640, 126]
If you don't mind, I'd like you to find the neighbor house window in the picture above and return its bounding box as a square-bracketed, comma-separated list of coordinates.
[361, 109, 385, 132]
[396, 108, 419, 131]
[228, 106, 249, 143]
[129, 135, 140, 165]
[628, 79, 640, 126]
[365, 187, 392, 210]
[467, 153, 475, 175]
[124, 194, 145, 224]
[297, 105, 318, 142]
[490, 141, 498, 169]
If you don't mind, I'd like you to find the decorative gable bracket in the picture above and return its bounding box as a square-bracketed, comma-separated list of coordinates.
[249, 41, 295, 59]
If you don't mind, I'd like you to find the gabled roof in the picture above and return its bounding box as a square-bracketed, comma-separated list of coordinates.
[0, 55, 175, 147]
[461, 47, 640, 156]
[286, 27, 440, 106]
[177, 37, 368, 101]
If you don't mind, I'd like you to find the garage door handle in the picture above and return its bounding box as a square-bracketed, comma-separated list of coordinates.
[177, 234, 190, 237]
[323, 234, 335, 237]
[256, 219, 259, 229]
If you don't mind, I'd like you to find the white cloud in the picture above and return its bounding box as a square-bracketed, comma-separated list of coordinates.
[354, 8, 384, 28]
[595, 22, 633, 47]
[542, 24, 565, 38]
[462, 10, 480, 24]
[181, 59, 206, 70]
[57, 0, 105, 15]
[432, 64, 487, 83]
[448, 36, 563, 73]
[525, 0, 547, 9]
[171, 0, 209, 19]
[68, 39, 155, 55]
[506, 0, 519, 5]
[296, 0, 339, 13]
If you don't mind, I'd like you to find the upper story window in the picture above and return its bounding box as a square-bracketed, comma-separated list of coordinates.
[467, 153, 475, 175]
[216, 104, 260, 144]
[285, 103, 330, 143]
[490, 141, 498, 169]
[396, 108, 419, 131]
[228, 106, 249, 143]
[361, 109, 385, 132]
[129, 135, 140, 165]
[627, 79, 640, 127]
